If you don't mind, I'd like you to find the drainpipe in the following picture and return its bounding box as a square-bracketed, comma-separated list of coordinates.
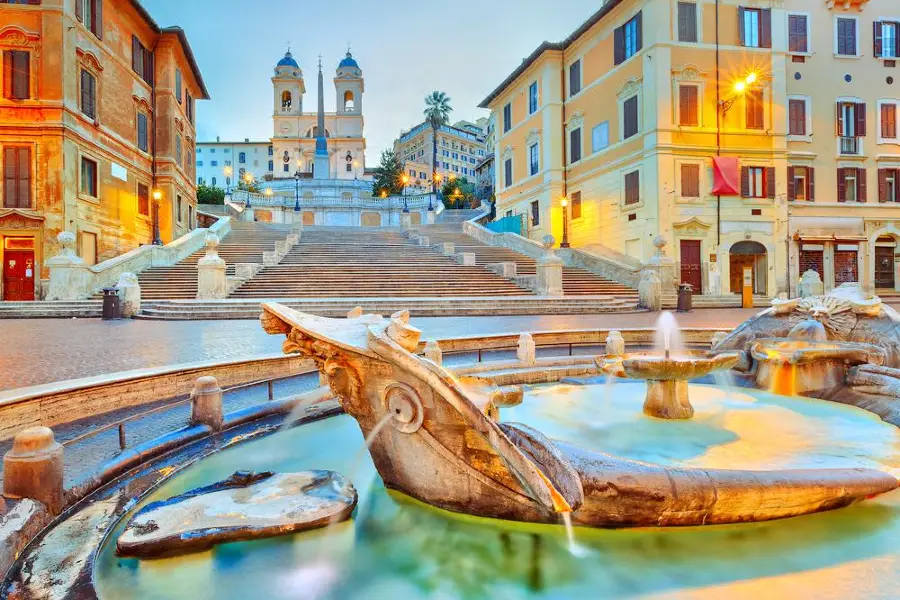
[714, 0, 721, 250]
[150, 36, 161, 245]
[560, 58, 568, 241]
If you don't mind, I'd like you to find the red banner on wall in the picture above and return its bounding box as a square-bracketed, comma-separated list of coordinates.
[712, 157, 740, 195]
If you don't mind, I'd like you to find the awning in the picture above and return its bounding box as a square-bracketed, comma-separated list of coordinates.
[791, 216, 866, 241]
[793, 231, 868, 241]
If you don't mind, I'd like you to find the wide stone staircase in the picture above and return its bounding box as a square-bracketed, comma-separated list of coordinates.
[415, 224, 641, 300]
[228, 227, 528, 299]
[129, 221, 293, 300]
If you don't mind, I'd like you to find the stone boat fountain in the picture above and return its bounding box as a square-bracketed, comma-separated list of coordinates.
[258, 302, 898, 528]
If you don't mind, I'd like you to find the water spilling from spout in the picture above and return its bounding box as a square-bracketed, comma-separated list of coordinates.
[560, 512, 589, 557]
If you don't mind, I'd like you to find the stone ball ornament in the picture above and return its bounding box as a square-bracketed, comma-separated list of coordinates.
[541, 235, 556, 250]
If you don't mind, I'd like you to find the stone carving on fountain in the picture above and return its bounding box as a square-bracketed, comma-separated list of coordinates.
[261, 302, 898, 528]
[711, 283, 900, 425]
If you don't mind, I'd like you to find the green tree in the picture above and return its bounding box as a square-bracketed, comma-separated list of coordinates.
[424, 91, 452, 194]
[196, 184, 225, 205]
[371, 149, 405, 197]
[441, 177, 477, 208]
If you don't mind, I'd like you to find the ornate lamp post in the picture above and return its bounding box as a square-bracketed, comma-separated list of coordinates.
[243, 173, 253, 209]
[560, 196, 570, 248]
[223, 166, 232, 194]
[294, 171, 301, 212]
[401, 174, 410, 213]
[151, 188, 163, 245]
[353, 160, 359, 181]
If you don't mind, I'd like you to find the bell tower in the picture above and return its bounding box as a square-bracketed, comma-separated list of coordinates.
[272, 50, 305, 139]
[334, 50, 364, 117]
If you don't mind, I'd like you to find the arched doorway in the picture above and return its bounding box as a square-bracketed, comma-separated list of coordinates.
[729, 240, 767, 295]
[875, 236, 897, 290]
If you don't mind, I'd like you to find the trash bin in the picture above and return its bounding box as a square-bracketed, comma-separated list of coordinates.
[101, 287, 121, 320]
[676, 283, 693, 313]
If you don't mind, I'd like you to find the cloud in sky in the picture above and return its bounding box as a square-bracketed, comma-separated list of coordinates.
[142, 0, 601, 164]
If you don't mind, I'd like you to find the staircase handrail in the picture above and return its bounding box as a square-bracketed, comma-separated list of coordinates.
[231, 190, 439, 211]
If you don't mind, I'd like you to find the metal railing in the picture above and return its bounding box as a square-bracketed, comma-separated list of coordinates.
[840, 136, 860, 155]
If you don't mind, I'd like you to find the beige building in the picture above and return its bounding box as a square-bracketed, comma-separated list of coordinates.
[481, 0, 900, 297]
[394, 120, 488, 190]
[1, 0, 207, 301]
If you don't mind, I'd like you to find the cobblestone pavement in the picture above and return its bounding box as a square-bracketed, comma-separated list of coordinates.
[0, 309, 761, 392]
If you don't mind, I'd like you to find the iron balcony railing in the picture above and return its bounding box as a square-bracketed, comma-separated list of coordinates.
[840, 136, 861, 155]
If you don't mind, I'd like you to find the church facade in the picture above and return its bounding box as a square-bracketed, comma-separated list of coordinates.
[270, 51, 366, 180]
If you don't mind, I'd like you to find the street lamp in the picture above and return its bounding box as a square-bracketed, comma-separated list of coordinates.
[294, 171, 301, 212]
[719, 70, 759, 117]
[243, 173, 254, 208]
[401, 174, 410, 213]
[353, 160, 359, 180]
[223, 166, 233, 194]
[560, 196, 570, 248]
[151, 188, 163, 245]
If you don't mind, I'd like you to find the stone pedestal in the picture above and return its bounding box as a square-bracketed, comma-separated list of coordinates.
[425, 210, 436, 224]
[400, 213, 412, 229]
[46, 231, 92, 301]
[707, 261, 722, 296]
[116, 272, 141, 317]
[242, 207, 255, 222]
[3, 427, 64, 515]
[517, 333, 536, 365]
[424, 340, 443, 366]
[638, 268, 662, 311]
[798, 270, 824, 297]
[436, 242, 455, 256]
[190, 376, 223, 431]
[536, 256, 564, 296]
[642, 235, 677, 293]
[643, 380, 694, 420]
[456, 252, 476, 266]
[197, 234, 227, 299]
[606, 331, 625, 356]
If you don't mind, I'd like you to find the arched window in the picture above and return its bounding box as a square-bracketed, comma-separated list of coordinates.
[211, 176, 216, 186]
[239, 152, 246, 164]
[281, 91, 292, 109]
[343, 90, 355, 111]
[268, 145, 273, 156]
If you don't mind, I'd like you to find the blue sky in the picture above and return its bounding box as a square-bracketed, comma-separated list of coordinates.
[142, 0, 601, 163]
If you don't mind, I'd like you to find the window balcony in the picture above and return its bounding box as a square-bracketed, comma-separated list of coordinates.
[839, 136, 861, 155]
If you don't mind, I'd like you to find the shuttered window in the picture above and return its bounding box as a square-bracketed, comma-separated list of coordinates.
[875, 21, 900, 58]
[530, 200, 540, 226]
[614, 12, 643, 65]
[679, 85, 699, 126]
[787, 166, 815, 201]
[80, 157, 98, 198]
[137, 112, 149, 152]
[837, 168, 866, 203]
[137, 183, 150, 216]
[836, 18, 857, 56]
[3, 50, 30, 100]
[175, 68, 182, 104]
[741, 166, 775, 198]
[746, 89, 764, 129]
[80, 68, 96, 119]
[878, 169, 899, 203]
[836, 102, 866, 137]
[186, 93, 194, 124]
[3, 147, 31, 209]
[881, 103, 897, 139]
[788, 15, 808, 53]
[504, 158, 512, 188]
[132, 35, 154, 85]
[75, 0, 102, 39]
[502, 103, 511, 133]
[789, 99, 806, 136]
[624, 170, 640, 205]
[681, 164, 700, 198]
[677, 3, 697, 43]
[569, 128, 582, 164]
[739, 7, 771, 48]
[568, 60, 581, 96]
[571, 191, 582, 219]
[623, 95, 639, 139]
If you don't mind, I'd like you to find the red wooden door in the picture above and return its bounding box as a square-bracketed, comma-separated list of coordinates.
[679, 240, 702, 293]
[3, 249, 35, 301]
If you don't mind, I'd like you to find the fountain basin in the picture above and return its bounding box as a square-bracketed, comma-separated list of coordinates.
[750, 339, 885, 397]
[622, 353, 740, 419]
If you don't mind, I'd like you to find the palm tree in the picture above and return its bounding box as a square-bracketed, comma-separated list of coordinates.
[424, 91, 452, 195]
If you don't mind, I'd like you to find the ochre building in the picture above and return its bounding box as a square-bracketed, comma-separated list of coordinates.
[481, 0, 900, 297]
[0, 0, 208, 301]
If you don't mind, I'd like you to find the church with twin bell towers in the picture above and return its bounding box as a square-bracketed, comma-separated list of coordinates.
[270, 49, 366, 180]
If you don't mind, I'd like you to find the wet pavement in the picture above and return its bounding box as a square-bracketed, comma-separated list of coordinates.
[0, 310, 759, 392]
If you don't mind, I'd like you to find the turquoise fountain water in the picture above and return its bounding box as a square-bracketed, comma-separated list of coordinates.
[94, 380, 900, 600]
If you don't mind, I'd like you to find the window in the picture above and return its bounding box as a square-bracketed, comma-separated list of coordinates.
[882, 103, 898, 139]
[175, 135, 182, 165]
[2, 147, 31, 208]
[741, 166, 775, 198]
[624, 170, 640, 205]
[131, 35, 153, 85]
[838, 167, 866, 202]
[880, 168, 899, 203]
[528, 143, 539, 176]
[175, 68, 182, 104]
[789, 98, 807, 136]
[528, 81, 538, 114]
[569, 128, 582, 164]
[502, 103, 511, 133]
[210, 160, 218, 167]
[504, 158, 512, 187]
[837, 101, 866, 154]
[679, 85, 699, 126]
[176, 195, 182, 222]
[239, 152, 246, 164]
[677, 2, 698, 43]
[268, 160, 274, 171]
[788, 14, 809, 53]
[137, 112, 149, 152]
[137, 182, 149, 216]
[739, 7, 771, 48]
[623, 95, 639, 139]
[681, 164, 700, 198]
[75, 0, 102, 39]
[746, 89, 764, 129]
[569, 60, 581, 96]
[876, 21, 900, 59]
[189, 205, 194, 229]
[788, 166, 815, 201]
[614, 12, 642, 65]
[79, 68, 96, 119]
[80, 156, 98, 197]
[571, 191, 582, 219]
[186, 94, 194, 124]
[592, 121, 609, 152]
[530, 200, 540, 226]
[836, 18, 857, 56]
[3, 50, 30, 100]
[283, 163, 289, 173]
[268, 145, 273, 156]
